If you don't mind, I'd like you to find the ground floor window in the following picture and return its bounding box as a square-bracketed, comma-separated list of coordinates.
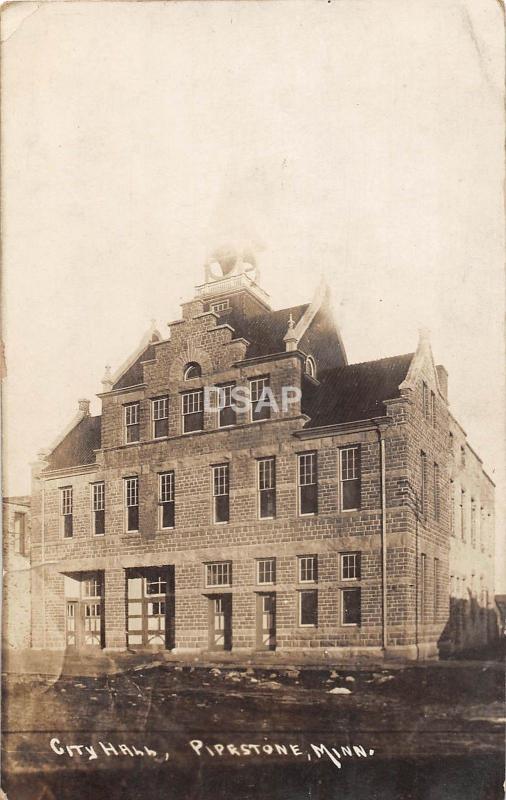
[299, 589, 318, 627]
[342, 587, 361, 626]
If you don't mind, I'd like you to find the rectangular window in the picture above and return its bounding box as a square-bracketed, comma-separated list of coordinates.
[206, 561, 232, 587]
[61, 487, 73, 538]
[218, 384, 236, 428]
[159, 472, 175, 529]
[460, 445, 466, 467]
[430, 390, 436, 428]
[434, 558, 439, 619]
[471, 499, 476, 547]
[13, 512, 26, 555]
[257, 558, 276, 585]
[250, 376, 271, 421]
[460, 488, 466, 540]
[211, 299, 230, 313]
[125, 477, 139, 532]
[299, 590, 318, 626]
[420, 553, 426, 621]
[182, 390, 204, 433]
[480, 507, 485, 551]
[433, 463, 439, 521]
[422, 381, 429, 419]
[124, 402, 140, 443]
[341, 552, 361, 581]
[449, 480, 455, 536]
[420, 451, 427, 517]
[92, 482, 105, 535]
[342, 587, 361, 625]
[258, 457, 276, 518]
[212, 464, 230, 523]
[298, 452, 318, 515]
[152, 397, 169, 439]
[83, 576, 101, 597]
[298, 555, 317, 583]
[340, 446, 361, 510]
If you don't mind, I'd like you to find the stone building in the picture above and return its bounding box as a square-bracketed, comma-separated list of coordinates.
[29, 254, 496, 659]
[2, 496, 31, 649]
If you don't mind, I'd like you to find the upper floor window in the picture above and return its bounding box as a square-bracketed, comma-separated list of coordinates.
[13, 512, 26, 555]
[420, 451, 427, 517]
[449, 431, 454, 454]
[305, 356, 317, 379]
[211, 299, 230, 313]
[460, 488, 466, 540]
[258, 457, 276, 519]
[340, 446, 361, 511]
[183, 362, 201, 380]
[250, 376, 271, 421]
[205, 561, 231, 588]
[124, 402, 140, 444]
[257, 558, 276, 585]
[433, 463, 440, 521]
[182, 390, 204, 433]
[460, 445, 466, 468]
[420, 552, 427, 620]
[92, 482, 105, 536]
[60, 487, 73, 538]
[152, 397, 169, 439]
[422, 381, 429, 419]
[341, 552, 361, 581]
[298, 554, 317, 583]
[430, 390, 436, 428]
[124, 476, 139, 532]
[298, 452, 318, 515]
[450, 480, 455, 536]
[159, 472, 175, 529]
[218, 383, 236, 428]
[212, 464, 230, 523]
[471, 499, 477, 547]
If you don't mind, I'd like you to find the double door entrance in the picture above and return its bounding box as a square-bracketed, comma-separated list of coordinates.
[126, 567, 175, 649]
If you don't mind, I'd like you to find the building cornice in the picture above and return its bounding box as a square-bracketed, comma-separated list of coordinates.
[294, 416, 393, 439]
[233, 350, 305, 368]
[97, 383, 146, 399]
[41, 463, 98, 480]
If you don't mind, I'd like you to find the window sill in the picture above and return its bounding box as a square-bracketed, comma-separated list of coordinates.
[298, 512, 317, 518]
[158, 527, 175, 532]
[213, 521, 229, 526]
[298, 624, 318, 629]
[341, 623, 360, 628]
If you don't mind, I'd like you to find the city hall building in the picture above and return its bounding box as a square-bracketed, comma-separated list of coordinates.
[30, 253, 496, 659]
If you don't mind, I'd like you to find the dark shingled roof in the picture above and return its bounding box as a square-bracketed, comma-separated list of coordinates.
[113, 343, 157, 390]
[229, 304, 309, 357]
[304, 353, 414, 427]
[46, 415, 102, 470]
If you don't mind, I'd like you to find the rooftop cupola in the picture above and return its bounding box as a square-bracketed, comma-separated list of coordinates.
[194, 241, 271, 313]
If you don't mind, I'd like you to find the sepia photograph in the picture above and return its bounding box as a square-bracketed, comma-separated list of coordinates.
[1, 1, 504, 798]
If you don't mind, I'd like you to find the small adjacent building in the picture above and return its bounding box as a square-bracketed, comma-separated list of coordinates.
[2, 496, 31, 649]
[28, 252, 497, 659]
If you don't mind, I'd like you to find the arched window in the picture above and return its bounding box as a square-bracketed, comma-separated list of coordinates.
[183, 362, 201, 381]
[305, 356, 317, 379]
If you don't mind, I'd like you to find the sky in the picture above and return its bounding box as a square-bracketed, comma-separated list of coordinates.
[1, 1, 504, 584]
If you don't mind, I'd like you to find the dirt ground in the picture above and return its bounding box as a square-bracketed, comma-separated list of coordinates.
[2, 647, 505, 800]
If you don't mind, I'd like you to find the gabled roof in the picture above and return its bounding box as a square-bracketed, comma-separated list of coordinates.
[229, 304, 310, 357]
[46, 415, 101, 470]
[304, 353, 414, 428]
[113, 343, 156, 390]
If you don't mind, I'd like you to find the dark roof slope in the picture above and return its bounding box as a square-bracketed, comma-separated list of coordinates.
[304, 353, 413, 427]
[229, 304, 309, 357]
[113, 343, 156, 390]
[46, 415, 101, 470]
